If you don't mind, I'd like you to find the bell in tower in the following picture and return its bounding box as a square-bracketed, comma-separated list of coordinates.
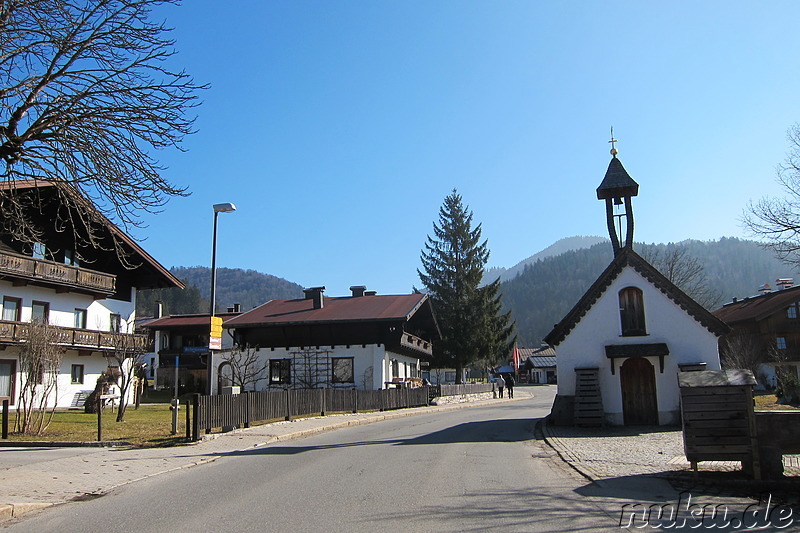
[596, 132, 639, 256]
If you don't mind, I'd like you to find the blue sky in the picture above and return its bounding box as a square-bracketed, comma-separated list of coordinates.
[135, 1, 800, 298]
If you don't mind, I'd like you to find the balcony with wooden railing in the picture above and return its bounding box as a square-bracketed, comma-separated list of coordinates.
[399, 332, 434, 357]
[0, 249, 115, 295]
[0, 320, 147, 353]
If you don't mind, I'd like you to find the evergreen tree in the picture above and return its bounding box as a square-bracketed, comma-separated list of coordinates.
[418, 190, 515, 382]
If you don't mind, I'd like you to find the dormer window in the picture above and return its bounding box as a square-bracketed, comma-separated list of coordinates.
[619, 287, 646, 336]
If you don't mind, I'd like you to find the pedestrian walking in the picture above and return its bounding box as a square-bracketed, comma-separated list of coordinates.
[496, 374, 505, 398]
[505, 373, 515, 398]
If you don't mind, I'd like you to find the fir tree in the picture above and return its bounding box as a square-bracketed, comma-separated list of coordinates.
[418, 190, 515, 382]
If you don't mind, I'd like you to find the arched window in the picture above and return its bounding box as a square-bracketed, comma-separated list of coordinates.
[619, 287, 646, 336]
[218, 362, 233, 393]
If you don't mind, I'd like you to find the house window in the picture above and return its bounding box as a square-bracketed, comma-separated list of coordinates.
[110, 314, 121, 333]
[269, 359, 291, 385]
[74, 308, 87, 329]
[31, 301, 49, 324]
[0, 359, 15, 404]
[149, 357, 155, 379]
[2, 297, 21, 322]
[619, 287, 646, 336]
[777, 337, 787, 350]
[32, 242, 45, 259]
[789, 304, 799, 319]
[64, 249, 79, 267]
[71, 364, 84, 384]
[331, 357, 354, 384]
[444, 371, 456, 383]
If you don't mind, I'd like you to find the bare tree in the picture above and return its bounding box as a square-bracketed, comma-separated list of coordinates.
[745, 124, 800, 266]
[291, 348, 329, 389]
[16, 320, 63, 435]
[0, 0, 203, 261]
[719, 332, 767, 383]
[642, 245, 722, 309]
[221, 345, 269, 392]
[105, 331, 148, 422]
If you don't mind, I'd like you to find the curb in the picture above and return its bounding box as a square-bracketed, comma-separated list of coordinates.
[0, 502, 53, 521]
[540, 417, 603, 484]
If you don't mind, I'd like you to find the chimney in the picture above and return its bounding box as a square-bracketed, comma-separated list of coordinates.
[777, 278, 794, 290]
[227, 303, 242, 313]
[758, 283, 772, 295]
[303, 286, 325, 309]
[154, 300, 163, 319]
[350, 285, 367, 297]
[364, 290, 377, 296]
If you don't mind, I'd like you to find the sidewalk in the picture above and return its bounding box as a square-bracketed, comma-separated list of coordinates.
[541, 419, 800, 507]
[0, 391, 522, 522]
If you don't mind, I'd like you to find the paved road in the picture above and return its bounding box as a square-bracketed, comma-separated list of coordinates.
[1, 389, 676, 532]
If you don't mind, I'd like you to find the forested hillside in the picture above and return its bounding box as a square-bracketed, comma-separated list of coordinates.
[501, 237, 797, 346]
[137, 266, 304, 316]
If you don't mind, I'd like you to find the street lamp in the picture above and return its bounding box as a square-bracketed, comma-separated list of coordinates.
[210, 202, 236, 317]
[207, 202, 236, 394]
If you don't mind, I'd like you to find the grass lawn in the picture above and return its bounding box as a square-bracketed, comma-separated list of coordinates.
[754, 392, 800, 411]
[4, 404, 189, 447]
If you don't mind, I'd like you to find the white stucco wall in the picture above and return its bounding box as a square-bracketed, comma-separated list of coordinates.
[210, 343, 421, 392]
[1, 280, 138, 409]
[555, 266, 721, 425]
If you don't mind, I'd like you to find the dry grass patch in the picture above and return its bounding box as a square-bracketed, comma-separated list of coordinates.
[4, 404, 188, 447]
[754, 392, 800, 411]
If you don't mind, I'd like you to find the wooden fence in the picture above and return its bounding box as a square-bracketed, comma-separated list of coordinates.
[191, 386, 431, 441]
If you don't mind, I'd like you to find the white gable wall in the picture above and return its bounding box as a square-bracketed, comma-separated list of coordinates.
[556, 266, 721, 425]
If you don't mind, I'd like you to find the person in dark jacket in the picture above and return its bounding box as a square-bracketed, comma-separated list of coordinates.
[505, 374, 515, 398]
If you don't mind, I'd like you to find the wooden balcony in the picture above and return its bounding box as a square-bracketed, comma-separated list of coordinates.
[0, 320, 147, 353]
[399, 332, 433, 357]
[0, 250, 115, 295]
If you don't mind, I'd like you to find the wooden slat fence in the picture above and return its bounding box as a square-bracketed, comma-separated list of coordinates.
[191, 384, 484, 441]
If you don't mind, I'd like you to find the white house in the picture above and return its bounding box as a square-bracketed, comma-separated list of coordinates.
[543, 148, 729, 426]
[0, 181, 182, 409]
[220, 286, 440, 391]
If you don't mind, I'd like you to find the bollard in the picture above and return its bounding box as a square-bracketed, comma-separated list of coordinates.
[97, 395, 103, 442]
[185, 397, 191, 441]
[2, 398, 8, 439]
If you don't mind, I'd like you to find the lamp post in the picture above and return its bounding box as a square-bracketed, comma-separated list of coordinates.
[207, 202, 236, 394]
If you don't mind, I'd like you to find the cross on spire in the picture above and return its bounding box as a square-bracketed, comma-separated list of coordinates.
[609, 127, 618, 156]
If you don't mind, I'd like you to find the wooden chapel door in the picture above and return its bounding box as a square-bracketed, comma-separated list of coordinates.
[620, 357, 658, 425]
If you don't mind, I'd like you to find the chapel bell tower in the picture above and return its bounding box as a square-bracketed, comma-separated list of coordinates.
[596, 131, 639, 256]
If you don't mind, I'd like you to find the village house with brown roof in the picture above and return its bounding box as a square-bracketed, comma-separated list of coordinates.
[220, 286, 439, 391]
[713, 279, 800, 388]
[0, 181, 181, 409]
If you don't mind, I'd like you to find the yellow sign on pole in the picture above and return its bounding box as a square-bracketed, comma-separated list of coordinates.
[209, 316, 223, 349]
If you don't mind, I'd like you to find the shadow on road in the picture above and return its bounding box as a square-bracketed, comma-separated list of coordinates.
[207, 418, 542, 457]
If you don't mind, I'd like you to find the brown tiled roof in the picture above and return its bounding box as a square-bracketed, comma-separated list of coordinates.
[0, 180, 182, 289]
[225, 293, 431, 327]
[543, 248, 730, 346]
[518, 346, 556, 358]
[712, 285, 800, 325]
[145, 312, 241, 329]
